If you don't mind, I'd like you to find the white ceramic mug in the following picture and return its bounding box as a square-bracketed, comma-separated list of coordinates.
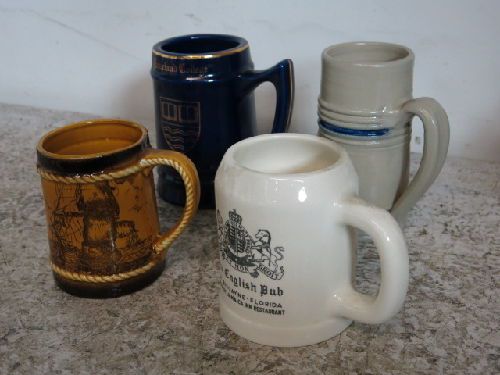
[215, 134, 409, 347]
[318, 42, 450, 222]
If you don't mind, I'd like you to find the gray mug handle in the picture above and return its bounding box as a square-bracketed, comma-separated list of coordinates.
[391, 98, 450, 222]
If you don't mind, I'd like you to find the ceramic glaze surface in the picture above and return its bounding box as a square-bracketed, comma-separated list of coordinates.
[152, 34, 294, 208]
[319, 123, 411, 211]
[319, 42, 413, 127]
[318, 42, 450, 222]
[37, 119, 200, 298]
[215, 134, 409, 347]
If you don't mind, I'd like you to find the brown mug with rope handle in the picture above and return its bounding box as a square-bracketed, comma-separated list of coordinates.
[37, 119, 200, 298]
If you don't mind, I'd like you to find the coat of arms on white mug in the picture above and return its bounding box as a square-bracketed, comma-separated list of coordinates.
[217, 209, 285, 280]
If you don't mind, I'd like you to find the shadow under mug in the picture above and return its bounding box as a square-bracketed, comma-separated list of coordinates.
[37, 119, 200, 298]
[318, 42, 450, 222]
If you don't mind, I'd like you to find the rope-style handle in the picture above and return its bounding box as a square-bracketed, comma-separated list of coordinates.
[141, 150, 200, 254]
[39, 149, 200, 284]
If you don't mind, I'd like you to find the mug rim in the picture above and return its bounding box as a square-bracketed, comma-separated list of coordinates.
[222, 133, 349, 178]
[37, 118, 148, 161]
[153, 34, 249, 60]
[37, 119, 150, 175]
[322, 41, 414, 68]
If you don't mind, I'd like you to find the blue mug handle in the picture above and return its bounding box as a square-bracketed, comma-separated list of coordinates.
[238, 59, 294, 133]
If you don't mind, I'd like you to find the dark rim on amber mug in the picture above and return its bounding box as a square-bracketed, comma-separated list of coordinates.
[37, 119, 151, 175]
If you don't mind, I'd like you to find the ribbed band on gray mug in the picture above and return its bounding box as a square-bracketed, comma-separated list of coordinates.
[318, 41, 415, 129]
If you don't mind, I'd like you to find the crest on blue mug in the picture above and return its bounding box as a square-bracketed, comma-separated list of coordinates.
[159, 97, 201, 152]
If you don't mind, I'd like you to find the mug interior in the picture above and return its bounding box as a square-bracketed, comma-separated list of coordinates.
[233, 135, 340, 174]
[326, 42, 410, 65]
[160, 35, 245, 54]
[39, 120, 146, 158]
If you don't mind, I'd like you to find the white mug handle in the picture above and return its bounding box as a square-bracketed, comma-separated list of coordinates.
[331, 197, 409, 324]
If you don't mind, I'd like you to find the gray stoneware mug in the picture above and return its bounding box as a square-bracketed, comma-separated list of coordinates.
[318, 42, 450, 222]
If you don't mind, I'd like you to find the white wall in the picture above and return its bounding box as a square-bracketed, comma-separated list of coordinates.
[1, 0, 499, 161]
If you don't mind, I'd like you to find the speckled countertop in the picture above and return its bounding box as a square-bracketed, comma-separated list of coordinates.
[0, 103, 499, 374]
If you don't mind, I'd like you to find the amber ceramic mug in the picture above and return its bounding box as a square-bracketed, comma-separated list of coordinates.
[37, 119, 200, 297]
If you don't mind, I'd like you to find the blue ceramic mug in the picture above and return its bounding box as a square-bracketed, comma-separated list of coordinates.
[151, 34, 294, 208]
